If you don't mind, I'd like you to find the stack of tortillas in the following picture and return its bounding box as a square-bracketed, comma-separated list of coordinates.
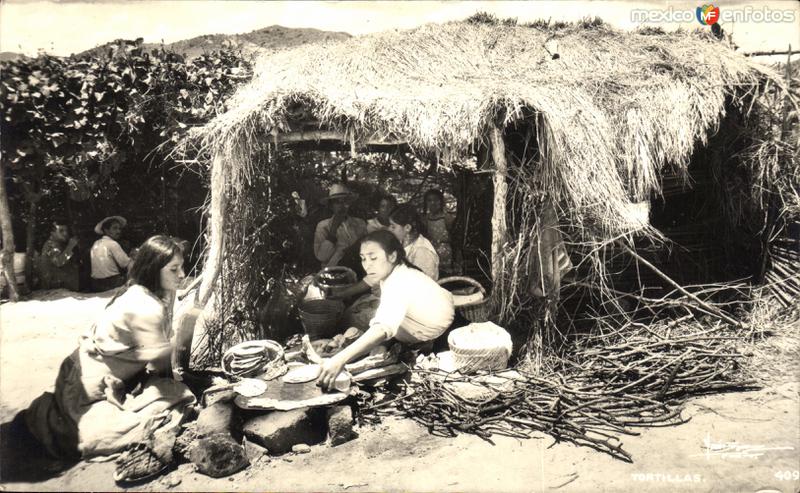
[222, 340, 286, 379]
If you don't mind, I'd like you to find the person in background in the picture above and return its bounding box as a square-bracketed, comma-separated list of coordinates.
[388, 204, 439, 280]
[366, 194, 397, 233]
[313, 184, 367, 268]
[37, 220, 80, 291]
[423, 189, 454, 275]
[90, 216, 131, 292]
[24, 236, 195, 472]
[318, 230, 454, 390]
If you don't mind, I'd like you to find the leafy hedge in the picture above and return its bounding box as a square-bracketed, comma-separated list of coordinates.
[0, 40, 252, 287]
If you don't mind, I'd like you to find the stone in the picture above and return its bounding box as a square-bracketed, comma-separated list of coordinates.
[326, 405, 355, 446]
[243, 438, 269, 461]
[173, 423, 198, 459]
[195, 401, 235, 437]
[292, 443, 311, 454]
[242, 408, 326, 455]
[186, 433, 249, 478]
[204, 388, 237, 407]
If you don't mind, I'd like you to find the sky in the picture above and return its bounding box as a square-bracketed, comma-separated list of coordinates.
[0, 0, 798, 61]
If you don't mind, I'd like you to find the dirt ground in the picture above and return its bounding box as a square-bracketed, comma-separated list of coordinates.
[1, 290, 798, 492]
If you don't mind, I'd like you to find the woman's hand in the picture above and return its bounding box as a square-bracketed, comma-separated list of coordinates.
[318, 324, 391, 390]
[318, 355, 346, 391]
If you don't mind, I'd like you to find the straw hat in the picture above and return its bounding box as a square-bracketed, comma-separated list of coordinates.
[320, 183, 356, 204]
[94, 215, 127, 235]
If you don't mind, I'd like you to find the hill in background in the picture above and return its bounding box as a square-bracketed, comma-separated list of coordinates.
[143, 25, 351, 59]
[1, 25, 351, 61]
[0, 52, 24, 62]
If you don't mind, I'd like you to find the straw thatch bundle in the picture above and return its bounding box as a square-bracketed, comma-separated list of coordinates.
[195, 19, 783, 234]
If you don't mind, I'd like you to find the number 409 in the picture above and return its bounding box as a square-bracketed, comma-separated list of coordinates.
[774, 470, 800, 481]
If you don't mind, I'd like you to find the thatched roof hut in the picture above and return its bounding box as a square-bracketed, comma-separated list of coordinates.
[199, 20, 778, 213]
[191, 19, 793, 357]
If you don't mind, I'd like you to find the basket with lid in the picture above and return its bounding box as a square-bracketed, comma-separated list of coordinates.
[447, 322, 512, 374]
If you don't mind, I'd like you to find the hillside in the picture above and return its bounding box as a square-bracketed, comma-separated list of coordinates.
[1, 25, 351, 61]
[0, 52, 25, 62]
[156, 25, 351, 59]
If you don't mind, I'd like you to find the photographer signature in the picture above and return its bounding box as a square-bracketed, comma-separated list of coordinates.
[692, 433, 795, 459]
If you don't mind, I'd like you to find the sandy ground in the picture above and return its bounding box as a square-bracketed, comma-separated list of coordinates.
[1, 290, 798, 492]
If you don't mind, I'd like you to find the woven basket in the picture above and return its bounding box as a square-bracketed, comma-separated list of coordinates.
[438, 276, 490, 322]
[299, 299, 344, 340]
[314, 266, 358, 298]
[222, 339, 287, 380]
[447, 322, 512, 374]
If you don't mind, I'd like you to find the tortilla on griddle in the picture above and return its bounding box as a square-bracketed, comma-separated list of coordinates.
[282, 364, 322, 384]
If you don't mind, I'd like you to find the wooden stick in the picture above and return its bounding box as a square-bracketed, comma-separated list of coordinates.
[271, 129, 405, 146]
[177, 275, 205, 301]
[615, 241, 742, 327]
[489, 124, 508, 289]
[200, 154, 226, 307]
[744, 49, 799, 57]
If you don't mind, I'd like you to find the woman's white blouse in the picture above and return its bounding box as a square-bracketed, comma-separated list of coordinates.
[369, 264, 454, 343]
[405, 234, 439, 280]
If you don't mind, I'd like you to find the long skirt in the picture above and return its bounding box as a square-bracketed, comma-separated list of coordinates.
[25, 352, 195, 459]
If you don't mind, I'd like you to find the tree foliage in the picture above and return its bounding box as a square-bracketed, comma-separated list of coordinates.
[1, 39, 251, 204]
[0, 40, 253, 291]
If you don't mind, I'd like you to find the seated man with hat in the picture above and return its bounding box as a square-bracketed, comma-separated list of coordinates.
[37, 219, 80, 291]
[313, 184, 367, 268]
[90, 215, 131, 292]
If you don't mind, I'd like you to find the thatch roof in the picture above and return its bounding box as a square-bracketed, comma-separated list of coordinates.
[198, 20, 782, 233]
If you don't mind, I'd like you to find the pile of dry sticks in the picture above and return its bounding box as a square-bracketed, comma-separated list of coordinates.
[368, 317, 758, 462]
[764, 233, 800, 308]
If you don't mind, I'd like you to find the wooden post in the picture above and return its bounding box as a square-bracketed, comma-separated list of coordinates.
[489, 124, 508, 289]
[757, 45, 794, 284]
[175, 154, 226, 372]
[199, 154, 225, 305]
[0, 163, 19, 301]
[780, 45, 793, 140]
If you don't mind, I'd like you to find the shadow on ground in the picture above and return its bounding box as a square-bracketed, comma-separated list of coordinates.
[0, 412, 76, 483]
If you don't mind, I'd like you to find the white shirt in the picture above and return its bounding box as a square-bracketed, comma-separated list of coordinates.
[313, 216, 368, 267]
[90, 236, 131, 279]
[405, 235, 439, 280]
[370, 264, 454, 344]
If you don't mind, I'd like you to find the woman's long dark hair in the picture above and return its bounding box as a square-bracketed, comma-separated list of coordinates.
[389, 203, 427, 237]
[127, 235, 183, 296]
[360, 230, 421, 272]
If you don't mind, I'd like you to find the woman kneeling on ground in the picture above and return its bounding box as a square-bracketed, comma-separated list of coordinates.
[318, 230, 454, 390]
[25, 235, 196, 466]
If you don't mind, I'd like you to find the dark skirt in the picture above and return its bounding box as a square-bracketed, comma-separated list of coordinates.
[90, 274, 126, 292]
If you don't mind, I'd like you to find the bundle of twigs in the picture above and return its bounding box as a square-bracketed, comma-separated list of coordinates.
[764, 234, 800, 307]
[389, 370, 654, 462]
[370, 318, 757, 462]
[573, 318, 754, 401]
